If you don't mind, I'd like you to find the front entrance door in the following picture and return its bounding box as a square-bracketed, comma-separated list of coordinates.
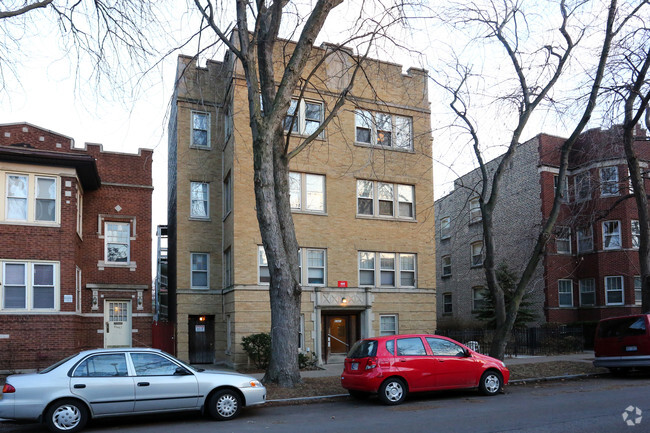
[322, 313, 359, 363]
[188, 315, 214, 364]
[104, 300, 132, 348]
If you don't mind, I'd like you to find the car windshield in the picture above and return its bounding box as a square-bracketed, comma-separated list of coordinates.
[599, 317, 647, 338]
[39, 354, 78, 374]
[347, 340, 377, 358]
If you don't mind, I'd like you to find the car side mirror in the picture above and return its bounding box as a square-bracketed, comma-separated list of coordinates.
[174, 367, 191, 375]
[464, 348, 471, 357]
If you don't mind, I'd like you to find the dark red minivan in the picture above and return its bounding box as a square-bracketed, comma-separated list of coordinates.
[593, 314, 650, 373]
[340, 334, 509, 405]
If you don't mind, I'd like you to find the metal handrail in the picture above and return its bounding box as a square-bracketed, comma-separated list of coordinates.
[327, 333, 349, 347]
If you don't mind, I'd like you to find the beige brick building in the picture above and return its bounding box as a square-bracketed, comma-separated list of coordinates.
[167, 40, 436, 367]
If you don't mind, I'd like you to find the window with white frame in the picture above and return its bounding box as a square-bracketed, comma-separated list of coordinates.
[223, 172, 232, 216]
[554, 175, 569, 202]
[469, 197, 481, 223]
[632, 220, 640, 249]
[605, 276, 624, 305]
[380, 315, 398, 336]
[105, 222, 130, 263]
[575, 172, 591, 201]
[441, 255, 451, 277]
[442, 293, 452, 314]
[358, 251, 416, 288]
[304, 248, 326, 285]
[602, 221, 621, 250]
[258, 246, 270, 284]
[191, 111, 210, 148]
[555, 226, 571, 254]
[191, 253, 209, 289]
[284, 99, 323, 137]
[472, 287, 486, 311]
[471, 241, 483, 267]
[355, 109, 412, 150]
[558, 279, 573, 307]
[4, 173, 59, 224]
[577, 226, 593, 253]
[289, 172, 325, 213]
[190, 182, 209, 219]
[440, 216, 451, 239]
[76, 188, 83, 237]
[223, 248, 232, 288]
[634, 276, 642, 306]
[356, 180, 415, 219]
[1, 261, 58, 311]
[600, 166, 619, 197]
[579, 278, 595, 306]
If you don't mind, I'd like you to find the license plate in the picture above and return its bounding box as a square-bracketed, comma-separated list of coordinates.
[351, 362, 359, 370]
[626, 346, 638, 352]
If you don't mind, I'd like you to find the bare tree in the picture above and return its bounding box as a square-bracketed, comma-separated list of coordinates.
[433, 0, 629, 359]
[190, 0, 412, 386]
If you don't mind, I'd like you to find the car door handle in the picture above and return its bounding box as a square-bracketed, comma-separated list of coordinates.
[73, 384, 86, 389]
[137, 382, 150, 387]
[399, 359, 406, 362]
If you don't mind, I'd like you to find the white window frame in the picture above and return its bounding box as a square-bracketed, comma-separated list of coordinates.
[442, 293, 452, 314]
[558, 279, 573, 307]
[575, 172, 591, 202]
[190, 181, 209, 219]
[602, 220, 621, 250]
[555, 226, 571, 254]
[554, 175, 569, 202]
[223, 248, 232, 288]
[472, 287, 486, 311]
[299, 314, 305, 350]
[471, 241, 483, 267]
[440, 216, 451, 239]
[632, 220, 640, 249]
[104, 222, 131, 263]
[358, 251, 417, 288]
[354, 109, 413, 151]
[223, 172, 232, 217]
[1, 261, 60, 311]
[284, 98, 324, 137]
[379, 314, 398, 336]
[577, 226, 593, 253]
[303, 248, 326, 286]
[75, 266, 82, 313]
[634, 276, 642, 306]
[441, 255, 451, 277]
[605, 275, 624, 306]
[258, 246, 270, 285]
[190, 111, 211, 149]
[356, 180, 415, 220]
[600, 166, 619, 197]
[469, 197, 481, 223]
[190, 253, 209, 290]
[35, 176, 57, 222]
[76, 188, 83, 238]
[4, 173, 60, 225]
[290, 172, 326, 213]
[579, 278, 596, 306]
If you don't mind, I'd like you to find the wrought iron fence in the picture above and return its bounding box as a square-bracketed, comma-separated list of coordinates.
[436, 326, 586, 357]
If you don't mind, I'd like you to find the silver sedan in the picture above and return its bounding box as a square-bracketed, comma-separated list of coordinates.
[0, 348, 266, 433]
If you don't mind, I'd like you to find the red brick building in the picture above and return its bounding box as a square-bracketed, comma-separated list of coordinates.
[0, 123, 153, 371]
[540, 125, 649, 323]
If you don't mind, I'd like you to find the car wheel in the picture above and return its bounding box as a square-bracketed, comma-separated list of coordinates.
[348, 390, 370, 400]
[207, 389, 242, 420]
[45, 399, 88, 433]
[479, 370, 503, 396]
[378, 378, 407, 405]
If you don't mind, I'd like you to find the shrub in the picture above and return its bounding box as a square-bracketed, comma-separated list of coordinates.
[298, 351, 317, 369]
[241, 333, 271, 369]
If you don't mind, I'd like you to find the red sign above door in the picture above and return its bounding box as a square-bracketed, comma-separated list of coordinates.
[338, 281, 348, 288]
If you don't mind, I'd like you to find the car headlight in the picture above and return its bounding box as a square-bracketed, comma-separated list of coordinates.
[247, 379, 263, 388]
[501, 361, 507, 368]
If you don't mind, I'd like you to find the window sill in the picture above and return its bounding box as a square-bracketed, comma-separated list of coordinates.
[470, 264, 483, 269]
[469, 220, 482, 226]
[292, 209, 328, 216]
[97, 261, 137, 271]
[0, 220, 60, 228]
[189, 217, 211, 222]
[355, 214, 417, 223]
[441, 236, 450, 241]
[189, 145, 212, 151]
[354, 142, 414, 153]
[442, 274, 452, 278]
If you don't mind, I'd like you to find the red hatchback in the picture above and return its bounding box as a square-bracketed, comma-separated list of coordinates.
[341, 334, 509, 405]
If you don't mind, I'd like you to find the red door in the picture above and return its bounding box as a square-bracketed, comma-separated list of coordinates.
[395, 336, 436, 391]
[426, 337, 478, 388]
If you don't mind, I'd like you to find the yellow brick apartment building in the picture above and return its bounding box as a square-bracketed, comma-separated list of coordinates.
[167, 40, 435, 367]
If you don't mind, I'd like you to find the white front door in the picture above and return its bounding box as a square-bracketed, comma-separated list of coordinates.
[104, 300, 132, 348]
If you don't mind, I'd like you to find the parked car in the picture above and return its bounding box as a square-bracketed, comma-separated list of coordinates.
[593, 314, 650, 373]
[0, 348, 266, 433]
[341, 334, 509, 405]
